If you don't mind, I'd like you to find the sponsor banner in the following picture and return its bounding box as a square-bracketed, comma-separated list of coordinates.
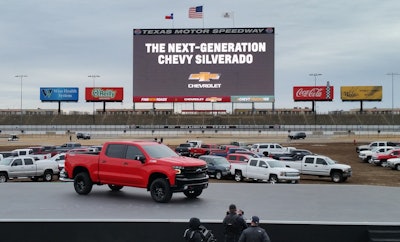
[133, 96, 231, 102]
[133, 27, 274, 102]
[40, 87, 79, 102]
[85, 87, 123, 102]
[341, 86, 382, 101]
[231, 95, 275, 102]
[293, 86, 334, 101]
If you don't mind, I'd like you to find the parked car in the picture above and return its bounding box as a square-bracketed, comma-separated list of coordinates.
[76, 132, 91, 140]
[198, 155, 231, 180]
[288, 132, 307, 140]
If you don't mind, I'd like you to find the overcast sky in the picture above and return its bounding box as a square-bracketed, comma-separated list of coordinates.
[1, 0, 399, 113]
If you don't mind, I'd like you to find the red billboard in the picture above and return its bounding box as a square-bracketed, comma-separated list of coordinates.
[85, 87, 123, 102]
[293, 86, 334, 101]
[133, 28, 275, 103]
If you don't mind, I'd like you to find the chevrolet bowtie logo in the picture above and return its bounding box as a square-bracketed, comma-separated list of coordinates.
[188, 72, 221, 82]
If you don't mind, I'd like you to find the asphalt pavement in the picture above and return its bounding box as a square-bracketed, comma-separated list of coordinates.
[1, 182, 399, 225]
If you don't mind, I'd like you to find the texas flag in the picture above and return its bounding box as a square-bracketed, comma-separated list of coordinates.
[165, 13, 173, 20]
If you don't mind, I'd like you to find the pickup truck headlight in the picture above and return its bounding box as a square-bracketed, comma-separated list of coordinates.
[173, 166, 183, 174]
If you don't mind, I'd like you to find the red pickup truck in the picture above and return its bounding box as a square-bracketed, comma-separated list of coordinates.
[190, 144, 220, 158]
[64, 141, 209, 203]
[371, 149, 400, 167]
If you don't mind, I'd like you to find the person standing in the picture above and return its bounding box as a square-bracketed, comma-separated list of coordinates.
[238, 216, 271, 242]
[223, 204, 248, 242]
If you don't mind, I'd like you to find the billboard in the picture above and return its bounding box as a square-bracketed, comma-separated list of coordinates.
[85, 87, 123, 102]
[133, 28, 275, 102]
[341, 86, 382, 101]
[293, 86, 334, 101]
[40, 87, 79, 102]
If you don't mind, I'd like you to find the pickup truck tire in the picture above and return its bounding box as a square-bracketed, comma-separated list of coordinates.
[215, 171, 222, 180]
[183, 188, 203, 199]
[269, 174, 278, 184]
[331, 172, 343, 183]
[43, 170, 53, 182]
[396, 164, 400, 171]
[0, 172, 8, 183]
[234, 171, 243, 182]
[74, 172, 93, 195]
[150, 178, 172, 203]
[108, 184, 123, 191]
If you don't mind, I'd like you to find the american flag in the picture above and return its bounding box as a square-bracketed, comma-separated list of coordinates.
[189, 6, 203, 18]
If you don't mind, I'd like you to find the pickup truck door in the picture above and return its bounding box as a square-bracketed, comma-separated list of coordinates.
[9, 158, 24, 177]
[99, 144, 146, 187]
[308, 158, 331, 176]
[255, 160, 271, 180]
[246, 159, 259, 178]
[300, 157, 315, 174]
[23, 158, 37, 176]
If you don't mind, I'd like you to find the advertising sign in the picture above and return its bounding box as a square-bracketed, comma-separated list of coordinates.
[341, 86, 382, 101]
[293, 86, 334, 101]
[133, 28, 275, 102]
[85, 87, 123, 102]
[40, 87, 79, 102]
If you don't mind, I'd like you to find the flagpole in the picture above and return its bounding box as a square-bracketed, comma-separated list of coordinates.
[202, 5, 204, 28]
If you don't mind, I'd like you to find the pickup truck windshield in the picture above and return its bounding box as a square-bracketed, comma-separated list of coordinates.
[0, 158, 13, 166]
[143, 144, 179, 158]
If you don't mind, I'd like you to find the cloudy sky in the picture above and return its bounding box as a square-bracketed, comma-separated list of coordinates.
[1, 0, 399, 113]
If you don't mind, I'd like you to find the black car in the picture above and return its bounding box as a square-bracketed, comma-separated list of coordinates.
[288, 132, 306, 140]
[198, 155, 231, 180]
[76, 132, 91, 140]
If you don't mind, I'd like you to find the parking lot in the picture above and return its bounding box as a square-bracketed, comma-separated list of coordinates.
[1, 134, 399, 186]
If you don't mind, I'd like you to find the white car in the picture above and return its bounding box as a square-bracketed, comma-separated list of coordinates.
[358, 146, 394, 162]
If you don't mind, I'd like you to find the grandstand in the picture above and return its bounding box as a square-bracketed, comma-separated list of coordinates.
[0, 112, 398, 126]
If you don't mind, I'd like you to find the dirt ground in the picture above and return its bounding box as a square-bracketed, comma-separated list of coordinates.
[2, 134, 400, 186]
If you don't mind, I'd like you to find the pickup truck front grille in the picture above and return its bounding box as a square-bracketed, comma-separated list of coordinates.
[178, 165, 208, 179]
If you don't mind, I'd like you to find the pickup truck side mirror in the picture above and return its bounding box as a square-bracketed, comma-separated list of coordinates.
[135, 155, 146, 163]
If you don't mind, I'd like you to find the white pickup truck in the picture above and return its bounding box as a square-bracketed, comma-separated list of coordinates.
[281, 155, 352, 183]
[12, 148, 52, 160]
[230, 157, 300, 183]
[0, 156, 59, 182]
[356, 141, 399, 153]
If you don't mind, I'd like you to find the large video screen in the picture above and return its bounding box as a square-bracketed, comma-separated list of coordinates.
[133, 28, 275, 102]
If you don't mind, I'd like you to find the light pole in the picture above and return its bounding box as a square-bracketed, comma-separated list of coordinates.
[88, 75, 100, 124]
[309, 73, 322, 128]
[386, 72, 399, 125]
[15, 75, 27, 126]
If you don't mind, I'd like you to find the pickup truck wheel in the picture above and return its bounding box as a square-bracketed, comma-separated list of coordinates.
[150, 178, 172, 203]
[215, 171, 222, 180]
[396, 164, 400, 171]
[234, 171, 243, 182]
[0, 172, 8, 183]
[184, 188, 203, 199]
[108, 184, 123, 191]
[269, 175, 278, 184]
[331, 172, 343, 183]
[74, 172, 93, 195]
[43, 171, 53, 182]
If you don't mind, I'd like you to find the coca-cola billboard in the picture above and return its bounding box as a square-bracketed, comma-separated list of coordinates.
[293, 86, 334, 101]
